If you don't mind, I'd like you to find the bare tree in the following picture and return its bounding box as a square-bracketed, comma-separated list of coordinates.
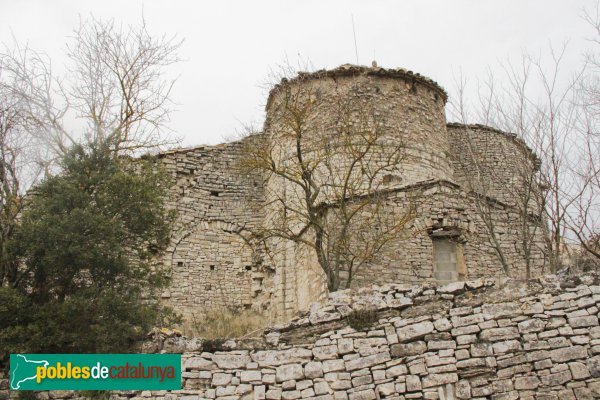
[449, 2, 600, 271]
[449, 46, 584, 274]
[0, 16, 182, 160]
[0, 64, 45, 287]
[567, 6, 600, 264]
[0, 42, 73, 159]
[66, 17, 182, 155]
[241, 74, 414, 291]
[0, 16, 182, 287]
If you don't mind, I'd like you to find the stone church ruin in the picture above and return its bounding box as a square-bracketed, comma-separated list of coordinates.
[153, 64, 546, 321]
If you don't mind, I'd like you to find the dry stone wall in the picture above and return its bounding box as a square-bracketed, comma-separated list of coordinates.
[260, 66, 547, 317]
[154, 138, 273, 321]
[264, 64, 452, 201]
[9, 274, 600, 400]
[132, 65, 550, 320]
[263, 65, 452, 316]
[347, 180, 547, 289]
[447, 124, 540, 208]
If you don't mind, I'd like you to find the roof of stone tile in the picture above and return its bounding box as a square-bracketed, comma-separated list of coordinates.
[267, 63, 448, 106]
[447, 122, 541, 169]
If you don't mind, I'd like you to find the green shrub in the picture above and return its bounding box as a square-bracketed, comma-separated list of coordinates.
[347, 308, 378, 331]
[1, 143, 176, 357]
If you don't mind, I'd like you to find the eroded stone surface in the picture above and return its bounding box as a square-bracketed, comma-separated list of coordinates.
[4, 274, 600, 400]
[148, 65, 548, 321]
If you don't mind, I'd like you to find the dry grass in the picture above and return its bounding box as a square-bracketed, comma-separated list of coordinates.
[189, 308, 272, 339]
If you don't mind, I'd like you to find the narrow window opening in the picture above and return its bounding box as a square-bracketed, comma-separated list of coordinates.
[209, 265, 216, 271]
[210, 190, 220, 197]
[245, 266, 252, 271]
[432, 238, 458, 282]
[177, 261, 183, 268]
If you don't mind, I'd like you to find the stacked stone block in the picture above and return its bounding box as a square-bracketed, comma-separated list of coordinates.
[447, 123, 540, 209]
[350, 180, 546, 288]
[153, 138, 272, 321]
[9, 274, 600, 399]
[146, 65, 548, 320]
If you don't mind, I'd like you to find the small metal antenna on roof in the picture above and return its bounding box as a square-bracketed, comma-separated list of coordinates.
[351, 14, 359, 65]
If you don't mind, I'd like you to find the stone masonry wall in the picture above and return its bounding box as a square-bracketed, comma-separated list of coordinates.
[348, 180, 547, 288]
[155, 130, 547, 319]
[279, 177, 548, 312]
[153, 121, 548, 319]
[136, 65, 549, 321]
[7, 273, 600, 399]
[154, 138, 272, 322]
[264, 65, 452, 200]
[447, 123, 540, 208]
[263, 65, 453, 317]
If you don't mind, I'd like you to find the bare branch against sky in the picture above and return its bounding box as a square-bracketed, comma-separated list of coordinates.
[0, 0, 595, 146]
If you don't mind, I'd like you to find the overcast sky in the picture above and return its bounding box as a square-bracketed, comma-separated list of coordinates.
[0, 0, 596, 146]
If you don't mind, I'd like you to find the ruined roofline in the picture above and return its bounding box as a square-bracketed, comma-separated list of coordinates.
[328, 178, 536, 218]
[308, 179, 459, 214]
[142, 133, 265, 159]
[447, 122, 541, 170]
[267, 64, 448, 107]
